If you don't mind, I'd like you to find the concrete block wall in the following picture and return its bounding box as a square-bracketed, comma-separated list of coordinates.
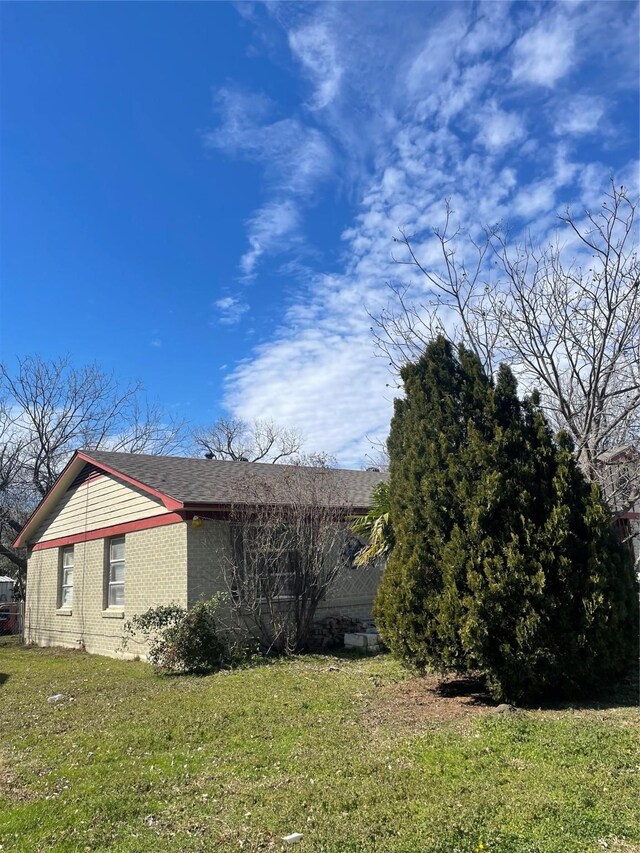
[24, 523, 188, 658]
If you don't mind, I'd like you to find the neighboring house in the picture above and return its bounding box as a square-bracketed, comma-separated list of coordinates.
[0, 575, 19, 636]
[597, 445, 640, 569]
[14, 450, 387, 657]
[0, 576, 15, 603]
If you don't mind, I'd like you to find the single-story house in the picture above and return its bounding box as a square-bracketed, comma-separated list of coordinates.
[14, 450, 387, 657]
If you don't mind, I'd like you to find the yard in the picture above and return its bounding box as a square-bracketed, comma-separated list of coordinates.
[0, 638, 638, 853]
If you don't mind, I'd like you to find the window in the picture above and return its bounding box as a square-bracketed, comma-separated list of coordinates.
[258, 551, 298, 600]
[230, 525, 298, 601]
[108, 537, 125, 607]
[60, 546, 74, 607]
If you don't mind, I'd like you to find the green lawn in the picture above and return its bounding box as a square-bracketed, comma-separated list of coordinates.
[0, 637, 638, 853]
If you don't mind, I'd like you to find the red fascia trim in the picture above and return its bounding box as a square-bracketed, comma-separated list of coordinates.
[30, 512, 184, 552]
[76, 452, 183, 511]
[617, 511, 640, 520]
[13, 451, 84, 548]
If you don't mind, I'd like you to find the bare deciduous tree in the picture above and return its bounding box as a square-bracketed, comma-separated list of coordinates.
[372, 182, 640, 502]
[194, 417, 304, 464]
[211, 463, 356, 654]
[0, 355, 186, 593]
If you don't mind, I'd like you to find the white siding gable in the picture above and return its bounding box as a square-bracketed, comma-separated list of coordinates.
[32, 472, 169, 544]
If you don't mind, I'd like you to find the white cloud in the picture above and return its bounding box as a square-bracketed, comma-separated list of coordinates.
[215, 296, 250, 326]
[407, 13, 467, 94]
[206, 88, 334, 277]
[226, 323, 392, 466]
[206, 90, 334, 198]
[459, 4, 514, 58]
[512, 16, 575, 87]
[239, 200, 301, 279]
[513, 179, 557, 218]
[554, 94, 606, 136]
[288, 21, 343, 109]
[476, 101, 526, 151]
[209, 3, 638, 466]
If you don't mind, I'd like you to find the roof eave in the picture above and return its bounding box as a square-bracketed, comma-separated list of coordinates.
[182, 501, 373, 515]
[12, 451, 86, 548]
[76, 451, 183, 511]
[13, 450, 184, 549]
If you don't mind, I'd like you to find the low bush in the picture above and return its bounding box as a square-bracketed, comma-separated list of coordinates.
[122, 595, 231, 673]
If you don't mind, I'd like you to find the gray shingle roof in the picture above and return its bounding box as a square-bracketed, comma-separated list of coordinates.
[85, 450, 388, 509]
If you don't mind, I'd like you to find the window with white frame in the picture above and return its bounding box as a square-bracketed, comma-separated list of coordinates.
[107, 537, 125, 607]
[60, 546, 74, 607]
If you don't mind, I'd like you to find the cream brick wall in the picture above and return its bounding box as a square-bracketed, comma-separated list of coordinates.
[316, 559, 383, 622]
[25, 523, 188, 658]
[185, 519, 381, 625]
[186, 521, 231, 604]
[25, 517, 381, 659]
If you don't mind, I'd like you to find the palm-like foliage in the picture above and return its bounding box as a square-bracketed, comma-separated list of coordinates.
[351, 481, 393, 567]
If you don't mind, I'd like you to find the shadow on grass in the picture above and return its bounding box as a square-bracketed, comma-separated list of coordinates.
[0, 672, 9, 688]
[529, 671, 640, 712]
[437, 669, 640, 711]
[152, 647, 390, 680]
[435, 671, 640, 711]
[435, 675, 494, 707]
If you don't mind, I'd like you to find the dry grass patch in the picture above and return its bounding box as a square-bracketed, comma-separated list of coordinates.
[367, 671, 494, 733]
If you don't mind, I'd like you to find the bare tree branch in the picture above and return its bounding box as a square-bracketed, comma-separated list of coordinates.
[371, 182, 640, 512]
[201, 463, 356, 654]
[194, 417, 305, 464]
[0, 355, 187, 592]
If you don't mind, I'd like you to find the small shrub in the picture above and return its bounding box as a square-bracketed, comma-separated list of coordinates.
[122, 595, 230, 673]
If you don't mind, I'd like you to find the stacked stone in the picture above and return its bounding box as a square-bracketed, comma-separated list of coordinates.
[309, 615, 367, 650]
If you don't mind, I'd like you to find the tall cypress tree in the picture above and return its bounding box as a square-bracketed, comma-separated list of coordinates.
[375, 337, 638, 703]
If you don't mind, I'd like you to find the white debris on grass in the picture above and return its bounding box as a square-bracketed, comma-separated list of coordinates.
[282, 832, 303, 844]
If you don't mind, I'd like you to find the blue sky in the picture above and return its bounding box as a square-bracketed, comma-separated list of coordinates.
[2, 1, 638, 466]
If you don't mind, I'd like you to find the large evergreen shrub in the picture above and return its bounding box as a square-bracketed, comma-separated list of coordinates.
[374, 337, 638, 703]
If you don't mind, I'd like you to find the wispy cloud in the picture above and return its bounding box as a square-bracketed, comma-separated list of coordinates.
[476, 101, 526, 152]
[205, 88, 334, 280]
[239, 201, 301, 278]
[288, 20, 343, 110]
[206, 88, 334, 197]
[210, 3, 638, 466]
[554, 94, 606, 136]
[511, 15, 575, 87]
[215, 296, 250, 326]
[406, 12, 467, 94]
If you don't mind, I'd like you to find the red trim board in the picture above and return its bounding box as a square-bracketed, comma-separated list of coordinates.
[13, 452, 85, 548]
[30, 513, 184, 552]
[13, 450, 185, 547]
